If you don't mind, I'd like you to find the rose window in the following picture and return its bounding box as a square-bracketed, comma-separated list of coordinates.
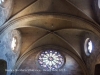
[38, 50, 64, 70]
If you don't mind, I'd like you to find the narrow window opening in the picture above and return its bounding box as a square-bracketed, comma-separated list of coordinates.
[11, 37, 17, 51]
[84, 38, 93, 56]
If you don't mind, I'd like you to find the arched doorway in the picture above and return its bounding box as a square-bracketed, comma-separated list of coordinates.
[0, 60, 7, 75]
[95, 64, 100, 75]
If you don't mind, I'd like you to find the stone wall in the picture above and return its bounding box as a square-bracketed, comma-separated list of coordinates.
[0, 30, 21, 75]
[81, 32, 100, 75]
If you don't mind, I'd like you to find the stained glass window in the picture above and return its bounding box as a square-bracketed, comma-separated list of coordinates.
[11, 37, 17, 50]
[84, 38, 93, 56]
[88, 40, 93, 53]
[38, 50, 64, 70]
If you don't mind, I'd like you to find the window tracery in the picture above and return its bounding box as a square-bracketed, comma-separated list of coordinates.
[38, 50, 64, 70]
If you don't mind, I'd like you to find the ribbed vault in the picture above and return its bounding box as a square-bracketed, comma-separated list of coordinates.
[0, 0, 100, 75]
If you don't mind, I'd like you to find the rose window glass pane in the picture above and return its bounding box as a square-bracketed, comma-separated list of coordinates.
[38, 50, 64, 70]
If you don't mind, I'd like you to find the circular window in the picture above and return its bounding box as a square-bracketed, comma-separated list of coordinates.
[84, 38, 93, 56]
[11, 37, 17, 51]
[38, 50, 65, 70]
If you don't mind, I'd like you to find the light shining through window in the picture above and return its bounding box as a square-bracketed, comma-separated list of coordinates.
[88, 40, 93, 53]
[11, 37, 17, 50]
[84, 38, 93, 56]
[38, 50, 64, 70]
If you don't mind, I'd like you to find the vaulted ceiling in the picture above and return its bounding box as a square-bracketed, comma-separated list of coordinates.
[0, 0, 100, 75]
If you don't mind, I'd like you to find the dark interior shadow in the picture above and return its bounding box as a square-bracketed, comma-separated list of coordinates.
[0, 60, 7, 75]
[95, 64, 100, 75]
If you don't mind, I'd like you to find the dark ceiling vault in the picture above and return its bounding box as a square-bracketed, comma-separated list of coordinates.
[0, 0, 100, 75]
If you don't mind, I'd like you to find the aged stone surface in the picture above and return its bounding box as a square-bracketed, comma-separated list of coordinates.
[16, 51, 84, 75]
[0, 30, 21, 75]
[0, 0, 13, 26]
[81, 32, 100, 75]
[0, 0, 100, 75]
